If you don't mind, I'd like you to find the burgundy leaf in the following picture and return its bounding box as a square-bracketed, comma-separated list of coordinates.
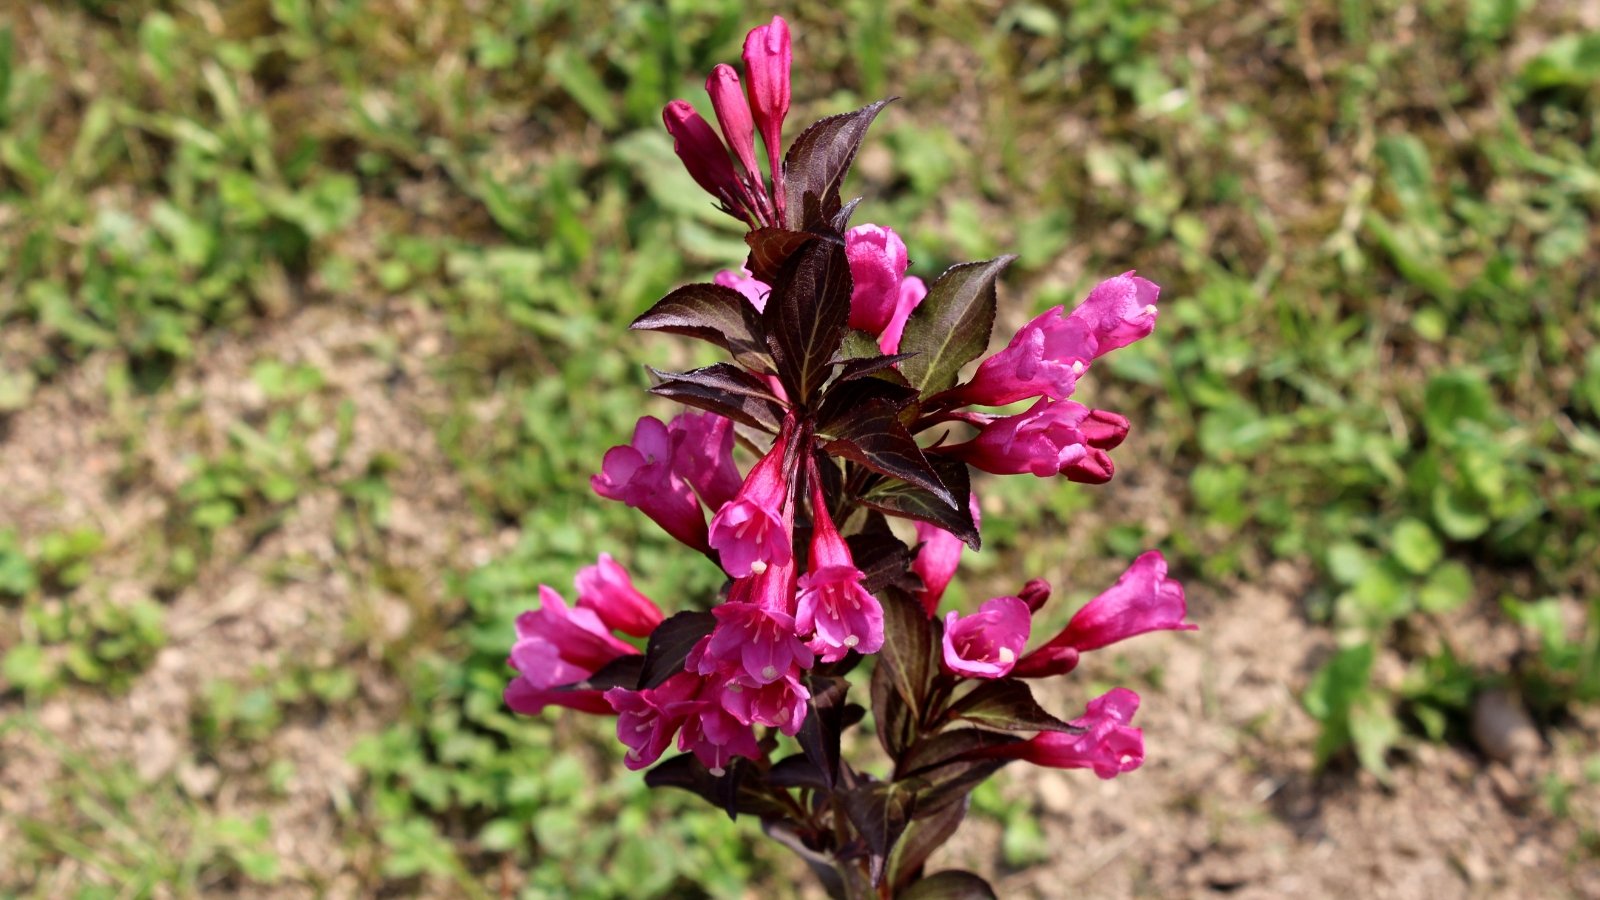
[782, 99, 895, 232]
[638, 610, 714, 689]
[897, 256, 1016, 396]
[858, 457, 979, 549]
[745, 227, 819, 284]
[899, 870, 999, 900]
[821, 399, 954, 507]
[648, 364, 785, 431]
[945, 678, 1078, 733]
[764, 236, 852, 404]
[631, 283, 770, 371]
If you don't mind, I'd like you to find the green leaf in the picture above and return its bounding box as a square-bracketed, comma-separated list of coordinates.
[1390, 518, 1442, 575]
[1422, 372, 1493, 436]
[1418, 561, 1473, 614]
[1349, 690, 1400, 783]
[945, 679, 1074, 733]
[1304, 643, 1375, 767]
[898, 256, 1016, 396]
[1432, 482, 1491, 540]
[1520, 33, 1600, 90]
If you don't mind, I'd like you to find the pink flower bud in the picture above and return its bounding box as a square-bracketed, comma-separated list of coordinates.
[706, 64, 763, 187]
[1019, 578, 1051, 613]
[795, 472, 884, 662]
[504, 586, 637, 717]
[947, 398, 1095, 478]
[878, 275, 927, 355]
[971, 688, 1145, 779]
[1081, 409, 1130, 449]
[742, 16, 791, 212]
[708, 429, 794, 578]
[845, 224, 910, 335]
[575, 553, 664, 638]
[1061, 447, 1115, 484]
[592, 416, 709, 551]
[912, 493, 979, 615]
[668, 411, 743, 513]
[663, 99, 743, 212]
[714, 267, 771, 312]
[1014, 552, 1194, 677]
[941, 595, 1031, 679]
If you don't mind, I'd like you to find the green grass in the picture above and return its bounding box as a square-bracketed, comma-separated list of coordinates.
[0, 0, 1597, 894]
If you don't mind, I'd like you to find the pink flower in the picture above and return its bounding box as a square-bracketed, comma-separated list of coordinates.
[663, 100, 744, 216]
[505, 586, 637, 716]
[973, 688, 1145, 779]
[742, 15, 791, 216]
[952, 273, 1161, 407]
[946, 398, 1093, 478]
[668, 411, 743, 512]
[714, 267, 770, 312]
[706, 64, 763, 192]
[941, 595, 1031, 679]
[593, 416, 709, 551]
[605, 672, 701, 770]
[878, 275, 927, 355]
[679, 701, 763, 776]
[708, 429, 794, 578]
[912, 493, 979, 616]
[1071, 272, 1160, 356]
[575, 553, 664, 638]
[1014, 552, 1194, 678]
[795, 474, 884, 662]
[845, 225, 910, 335]
[720, 672, 810, 735]
[696, 579, 814, 684]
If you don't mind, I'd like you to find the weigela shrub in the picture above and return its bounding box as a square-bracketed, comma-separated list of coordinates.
[506, 16, 1195, 897]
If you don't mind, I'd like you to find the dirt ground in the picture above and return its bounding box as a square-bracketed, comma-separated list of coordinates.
[3, 302, 1595, 898]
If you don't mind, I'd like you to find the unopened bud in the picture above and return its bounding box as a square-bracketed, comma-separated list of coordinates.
[1019, 578, 1051, 613]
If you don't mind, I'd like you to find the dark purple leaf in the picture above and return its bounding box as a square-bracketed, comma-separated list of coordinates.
[840, 779, 921, 885]
[844, 530, 919, 595]
[859, 457, 978, 549]
[745, 227, 818, 284]
[764, 820, 849, 899]
[899, 870, 998, 900]
[832, 197, 863, 231]
[648, 364, 785, 432]
[946, 678, 1077, 733]
[875, 587, 938, 734]
[897, 256, 1016, 396]
[834, 352, 916, 384]
[890, 797, 969, 890]
[820, 399, 953, 506]
[768, 754, 831, 791]
[797, 675, 850, 789]
[560, 654, 645, 692]
[900, 729, 1023, 776]
[638, 610, 714, 689]
[630, 282, 770, 371]
[911, 759, 1011, 816]
[782, 99, 894, 232]
[764, 236, 852, 403]
[643, 754, 789, 821]
[816, 378, 920, 435]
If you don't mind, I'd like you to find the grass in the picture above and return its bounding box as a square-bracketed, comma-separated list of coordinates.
[0, 0, 1596, 895]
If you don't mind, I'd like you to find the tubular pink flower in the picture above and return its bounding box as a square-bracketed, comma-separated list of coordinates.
[951, 305, 1095, 407]
[972, 688, 1145, 779]
[714, 267, 771, 312]
[845, 224, 910, 335]
[946, 398, 1095, 478]
[708, 429, 794, 578]
[575, 553, 664, 638]
[1070, 271, 1160, 356]
[942, 595, 1031, 679]
[678, 701, 763, 776]
[720, 672, 810, 735]
[951, 273, 1161, 408]
[878, 275, 927, 355]
[706, 64, 764, 190]
[605, 672, 701, 770]
[1014, 551, 1194, 678]
[693, 561, 813, 686]
[504, 586, 637, 716]
[663, 100, 746, 219]
[912, 493, 979, 616]
[742, 15, 791, 216]
[796, 473, 884, 662]
[592, 416, 709, 551]
[668, 411, 743, 513]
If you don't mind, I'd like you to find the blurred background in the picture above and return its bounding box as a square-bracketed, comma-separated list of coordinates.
[1, 0, 1597, 896]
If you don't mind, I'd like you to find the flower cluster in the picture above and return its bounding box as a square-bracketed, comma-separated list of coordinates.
[505, 16, 1194, 896]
